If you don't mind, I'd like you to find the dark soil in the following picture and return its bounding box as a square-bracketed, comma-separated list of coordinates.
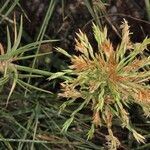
[20, 0, 150, 45]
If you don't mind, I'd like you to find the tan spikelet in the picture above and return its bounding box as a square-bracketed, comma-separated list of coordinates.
[93, 111, 100, 127]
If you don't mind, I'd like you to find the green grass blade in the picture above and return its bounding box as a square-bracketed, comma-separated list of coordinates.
[0, 0, 20, 23]
[15, 65, 52, 76]
[26, 0, 58, 95]
[6, 26, 12, 52]
[17, 79, 52, 94]
[0, 0, 10, 14]
[11, 15, 23, 51]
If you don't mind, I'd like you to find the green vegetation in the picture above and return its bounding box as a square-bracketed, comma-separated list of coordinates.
[56, 20, 150, 150]
[145, 0, 150, 21]
[0, 0, 150, 150]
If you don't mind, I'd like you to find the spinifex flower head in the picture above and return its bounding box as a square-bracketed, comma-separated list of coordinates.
[56, 20, 150, 149]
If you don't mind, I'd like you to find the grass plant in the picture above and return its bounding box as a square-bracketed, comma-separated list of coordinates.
[55, 20, 150, 149]
[0, 16, 55, 106]
[0, 1, 150, 149]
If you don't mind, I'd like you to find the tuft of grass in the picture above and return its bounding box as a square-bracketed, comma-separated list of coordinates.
[53, 19, 150, 149]
[0, 16, 55, 106]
